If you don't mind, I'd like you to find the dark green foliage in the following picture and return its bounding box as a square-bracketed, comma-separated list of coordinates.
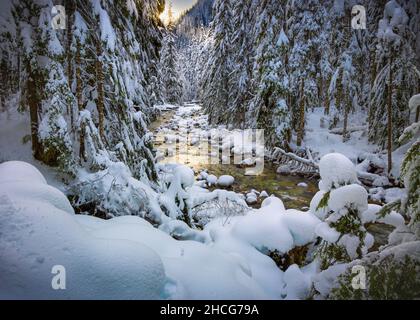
[330, 255, 420, 300]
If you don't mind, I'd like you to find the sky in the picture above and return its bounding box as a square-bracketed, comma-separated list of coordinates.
[160, 0, 197, 24]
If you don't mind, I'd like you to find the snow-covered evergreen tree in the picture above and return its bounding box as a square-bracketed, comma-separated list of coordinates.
[312, 153, 373, 269]
[249, 0, 291, 148]
[289, 0, 323, 146]
[201, 0, 234, 124]
[160, 29, 184, 104]
[369, 0, 419, 174]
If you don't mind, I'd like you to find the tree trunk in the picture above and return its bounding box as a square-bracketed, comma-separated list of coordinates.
[325, 76, 331, 115]
[297, 78, 305, 147]
[343, 95, 350, 142]
[27, 62, 41, 160]
[95, 39, 105, 141]
[387, 54, 393, 175]
[417, 81, 420, 122]
[66, 0, 75, 126]
[75, 40, 85, 162]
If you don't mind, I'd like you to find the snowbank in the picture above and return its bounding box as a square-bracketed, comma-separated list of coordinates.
[0, 161, 284, 299]
[0, 162, 166, 299]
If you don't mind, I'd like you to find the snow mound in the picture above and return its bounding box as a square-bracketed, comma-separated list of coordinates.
[0, 195, 166, 299]
[174, 165, 195, 188]
[229, 197, 320, 254]
[319, 153, 359, 191]
[90, 221, 269, 300]
[0, 160, 47, 185]
[206, 174, 218, 186]
[0, 161, 74, 215]
[282, 264, 312, 300]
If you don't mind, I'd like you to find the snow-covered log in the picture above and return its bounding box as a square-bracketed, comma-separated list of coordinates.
[329, 126, 367, 135]
[273, 147, 319, 169]
[273, 148, 391, 186]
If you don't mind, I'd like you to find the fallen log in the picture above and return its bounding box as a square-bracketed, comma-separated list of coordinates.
[272, 147, 391, 186]
[329, 125, 367, 135]
[273, 147, 319, 169]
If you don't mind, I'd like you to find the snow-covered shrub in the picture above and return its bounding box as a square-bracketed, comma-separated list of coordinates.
[158, 164, 195, 221]
[187, 187, 249, 227]
[71, 161, 163, 220]
[313, 153, 374, 269]
[38, 62, 75, 175]
[379, 98, 419, 237]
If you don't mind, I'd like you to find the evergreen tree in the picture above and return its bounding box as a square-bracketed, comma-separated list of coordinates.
[289, 0, 323, 146]
[201, 0, 234, 124]
[250, 0, 291, 148]
[369, 0, 419, 174]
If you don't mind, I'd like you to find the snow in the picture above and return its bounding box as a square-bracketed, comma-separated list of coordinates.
[226, 197, 320, 254]
[304, 108, 376, 162]
[315, 222, 340, 243]
[328, 184, 368, 215]
[378, 0, 409, 45]
[319, 153, 359, 191]
[409, 94, 420, 114]
[246, 192, 258, 204]
[0, 161, 74, 216]
[369, 187, 406, 204]
[217, 175, 235, 187]
[260, 190, 269, 198]
[92, 0, 117, 51]
[297, 182, 308, 188]
[337, 234, 361, 259]
[206, 174, 218, 186]
[310, 191, 329, 220]
[361, 204, 405, 228]
[261, 196, 285, 211]
[0, 160, 47, 185]
[0, 109, 65, 191]
[312, 263, 349, 298]
[0, 164, 166, 299]
[282, 264, 312, 300]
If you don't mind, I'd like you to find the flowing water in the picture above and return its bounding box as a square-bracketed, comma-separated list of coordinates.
[150, 104, 392, 248]
[151, 105, 317, 210]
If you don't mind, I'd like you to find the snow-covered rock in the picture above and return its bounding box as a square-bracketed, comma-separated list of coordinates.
[206, 174, 218, 186]
[260, 190, 269, 198]
[217, 175, 235, 187]
[246, 192, 258, 205]
[297, 182, 308, 188]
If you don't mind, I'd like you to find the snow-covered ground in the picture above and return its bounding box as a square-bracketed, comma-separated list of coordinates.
[0, 152, 406, 299]
[304, 108, 378, 161]
[0, 107, 66, 191]
[0, 160, 321, 299]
